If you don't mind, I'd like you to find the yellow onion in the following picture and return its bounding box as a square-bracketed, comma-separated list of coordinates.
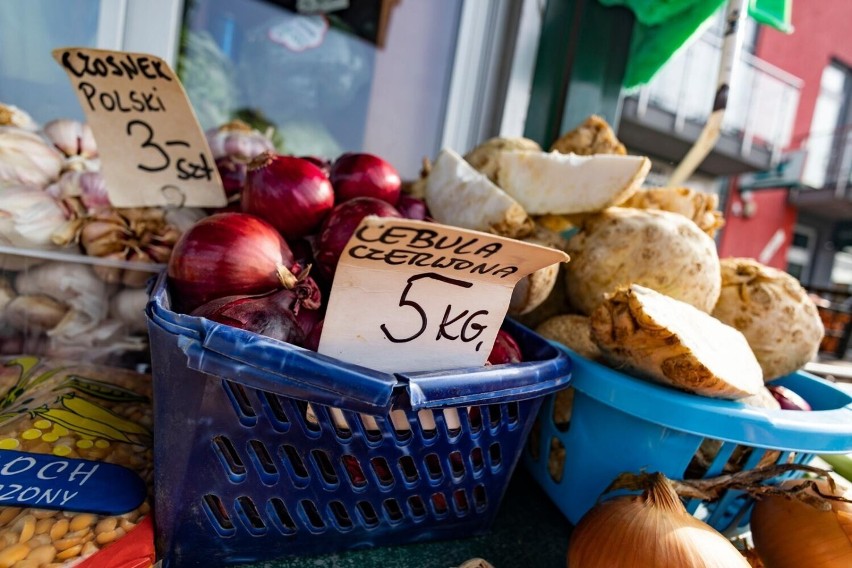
[568, 473, 750, 567]
[751, 479, 852, 567]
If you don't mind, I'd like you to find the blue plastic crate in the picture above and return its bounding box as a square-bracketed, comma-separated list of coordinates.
[145, 273, 572, 567]
[524, 345, 852, 534]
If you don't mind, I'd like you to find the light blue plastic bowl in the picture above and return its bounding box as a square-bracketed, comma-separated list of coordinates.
[524, 345, 852, 533]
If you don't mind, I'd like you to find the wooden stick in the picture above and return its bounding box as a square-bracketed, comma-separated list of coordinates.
[667, 0, 748, 187]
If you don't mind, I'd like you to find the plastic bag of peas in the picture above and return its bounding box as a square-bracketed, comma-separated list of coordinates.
[0, 356, 154, 568]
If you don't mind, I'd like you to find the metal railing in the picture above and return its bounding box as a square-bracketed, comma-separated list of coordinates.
[794, 125, 852, 195]
[629, 32, 802, 163]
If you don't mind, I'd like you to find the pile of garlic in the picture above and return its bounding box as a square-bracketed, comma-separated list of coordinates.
[0, 102, 199, 362]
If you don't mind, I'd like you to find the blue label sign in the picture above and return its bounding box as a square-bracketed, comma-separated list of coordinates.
[0, 450, 147, 515]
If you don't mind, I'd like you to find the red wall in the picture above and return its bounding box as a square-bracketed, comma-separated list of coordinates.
[758, 0, 852, 142]
[719, 1, 852, 268]
[717, 183, 798, 266]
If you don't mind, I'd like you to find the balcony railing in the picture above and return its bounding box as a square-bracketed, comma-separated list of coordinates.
[629, 32, 802, 163]
[795, 125, 852, 195]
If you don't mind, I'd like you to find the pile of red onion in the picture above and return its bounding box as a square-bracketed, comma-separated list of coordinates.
[167, 150, 522, 364]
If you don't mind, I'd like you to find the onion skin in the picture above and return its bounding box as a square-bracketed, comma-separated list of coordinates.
[751, 480, 852, 568]
[767, 384, 812, 411]
[568, 473, 750, 567]
[314, 197, 402, 280]
[396, 194, 429, 220]
[167, 212, 296, 313]
[243, 152, 335, 240]
[330, 152, 402, 205]
[487, 330, 523, 365]
[190, 275, 321, 346]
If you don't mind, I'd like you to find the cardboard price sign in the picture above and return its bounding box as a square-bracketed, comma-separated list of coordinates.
[318, 218, 569, 373]
[53, 47, 226, 209]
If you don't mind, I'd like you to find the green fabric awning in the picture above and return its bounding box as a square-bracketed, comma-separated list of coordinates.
[600, 0, 793, 88]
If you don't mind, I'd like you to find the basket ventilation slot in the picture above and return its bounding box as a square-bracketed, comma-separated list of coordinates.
[449, 451, 465, 479]
[398, 455, 419, 483]
[222, 381, 257, 426]
[299, 499, 326, 532]
[430, 493, 449, 516]
[488, 405, 502, 430]
[552, 388, 574, 433]
[407, 495, 427, 519]
[342, 454, 367, 488]
[295, 400, 321, 433]
[268, 498, 297, 535]
[471, 447, 485, 473]
[202, 494, 235, 536]
[473, 484, 488, 512]
[424, 453, 443, 482]
[236, 496, 267, 535]
[489, 442, 503, 470]
[506, 401, 520, 425]
[212, 435, 246, 482]
[468, 407, 483, 433]
[260, 392, 290, 430]
[311, 449, 339, 487]
[547, 437, 565, 482]
[248, 439, 278, 480]
[329, 501, 353, 530]
[357, 501, 379, 528]
[453, 489, 470, 516]
[370, 457, 394, 487]
[281, 444, 310, 484]
[383, 498, 404, 523]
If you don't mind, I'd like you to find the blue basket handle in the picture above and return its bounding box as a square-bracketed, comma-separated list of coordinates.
[177, 324, 399, 415]
[399, 338, 572, 410]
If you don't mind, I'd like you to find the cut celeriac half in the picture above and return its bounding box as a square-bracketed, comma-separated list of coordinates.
[590, 284, 763, 400]
[496, 150, 651, 215]
[425, 148, 533, 238]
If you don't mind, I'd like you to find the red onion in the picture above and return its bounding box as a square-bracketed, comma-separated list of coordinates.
[167, 212, 298, 313]
[216, 156, 246, 200]
[314, 197, 402, 279]
[243, 152, 335, 241]
[299, 155, 331, 176]
[330, 152, 402, 205]
[767, 384, 812, 411]
[395, 194, 429, 220]
[487, 329, 523, 365]
[302, 318, 324, 351]
[191, 277, 320, 345]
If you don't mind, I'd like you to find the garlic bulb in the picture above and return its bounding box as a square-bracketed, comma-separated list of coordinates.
[0, 277, 16, 315]
[568, 473, 750, 567]
[43, 119, 98, 159]
[79, 208, 179, 287]
[0, 127, 64, 188]
[109, 288, 149, 334]
[15, 262, 109, 333]
[0, 103, 38, 131]
[4, 294, 69, 333]
[206, 119, 275, 161]
[46, 170, 110, 212]
[0, 185, 72, 249]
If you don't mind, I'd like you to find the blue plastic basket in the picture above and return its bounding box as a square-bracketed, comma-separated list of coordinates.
[524, 345, 852, 534]
[145, 273, 571, 567]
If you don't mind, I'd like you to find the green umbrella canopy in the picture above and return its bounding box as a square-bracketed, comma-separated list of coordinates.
[601, 0, 793, 89]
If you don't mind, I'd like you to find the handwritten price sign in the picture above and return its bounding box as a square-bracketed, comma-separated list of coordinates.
[53, 47, 226, 208]
[318, 218, 569, 373]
